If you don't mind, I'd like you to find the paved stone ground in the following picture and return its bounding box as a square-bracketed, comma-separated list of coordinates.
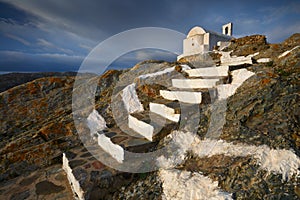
[0, 164, 74, 200]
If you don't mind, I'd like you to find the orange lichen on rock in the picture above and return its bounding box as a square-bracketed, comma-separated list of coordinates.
[261, 78, 271, 85]
[101, 70, 120, 79]
[27, 82, 40, 95]
[138, 85, 158, 97]
[38, 121, 72, 141]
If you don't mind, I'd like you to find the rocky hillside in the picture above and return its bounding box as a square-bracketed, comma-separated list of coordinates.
[0, 72, 79, 93]
[0, 34, 299, 199]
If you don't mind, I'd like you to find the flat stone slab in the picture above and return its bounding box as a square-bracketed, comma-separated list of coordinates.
[172, 79, 219, 89]
[160, 90, 202, 104]
[184, 66, 229, 78]
[0, 164, 74, 200]
[128, 115, 154, 141]
[102, 126, 149, 148]
[149, 102, 180, 122]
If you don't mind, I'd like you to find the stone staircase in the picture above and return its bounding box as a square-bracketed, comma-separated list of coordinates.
[63, 61, 235, 199]
[62, 51, 300, 200]
[123, 62, 232, 144]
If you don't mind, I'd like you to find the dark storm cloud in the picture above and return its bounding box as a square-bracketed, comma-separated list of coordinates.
[0, 0, 299, 73]
[1, 0, 228, 41]
[2, 0, 299, 42]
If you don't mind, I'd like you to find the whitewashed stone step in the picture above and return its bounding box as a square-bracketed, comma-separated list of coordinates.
[160, 90, 202, 104]
[149, 102, 180, 122]
[257, 58, 271, 63]
[122, 83, 144, 114]
[62, 153, 85, 200]
[220, 51, 258, 66]
[87, 109, 107, 137]
[128, 115, 154, 141]
[217, 68, 255, 100]
[86, 110, 124, 163]
[172, 79, 219, 89]
[216, 84, 237, 100]
[278, 46, 299, 58]
[97, 134, 124, 163]
[184, 66, 229, 77]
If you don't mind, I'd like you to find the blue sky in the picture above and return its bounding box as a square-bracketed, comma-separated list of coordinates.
[0, 0, 299, 73]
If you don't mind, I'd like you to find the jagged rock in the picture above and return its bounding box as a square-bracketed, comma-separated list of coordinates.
[220, 64, 300, 155]
[224, 35, 270, 56]
[177, 52, 217, 68]
[282, 33, 300, 48]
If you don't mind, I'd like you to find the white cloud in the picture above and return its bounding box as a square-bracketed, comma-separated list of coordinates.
[5, 34, 31, 46]
[79, 43, 93, 51]
[259, 2, 300, 24]
[0, 17, 38, 37]
[263, 22, 300, 43]
[0, 50, 84, 71]
[0, 11, 94, 56]
[37, 38, 73, 54]
[0, 0, 119, 41]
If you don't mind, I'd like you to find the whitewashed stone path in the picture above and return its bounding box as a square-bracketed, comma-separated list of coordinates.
[278, 46, 300, 58]
[63, 153, 86, 200]
[63, 52, 299, 200]
[149, 102, 180, 122]
[159, 169, 232, 200]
